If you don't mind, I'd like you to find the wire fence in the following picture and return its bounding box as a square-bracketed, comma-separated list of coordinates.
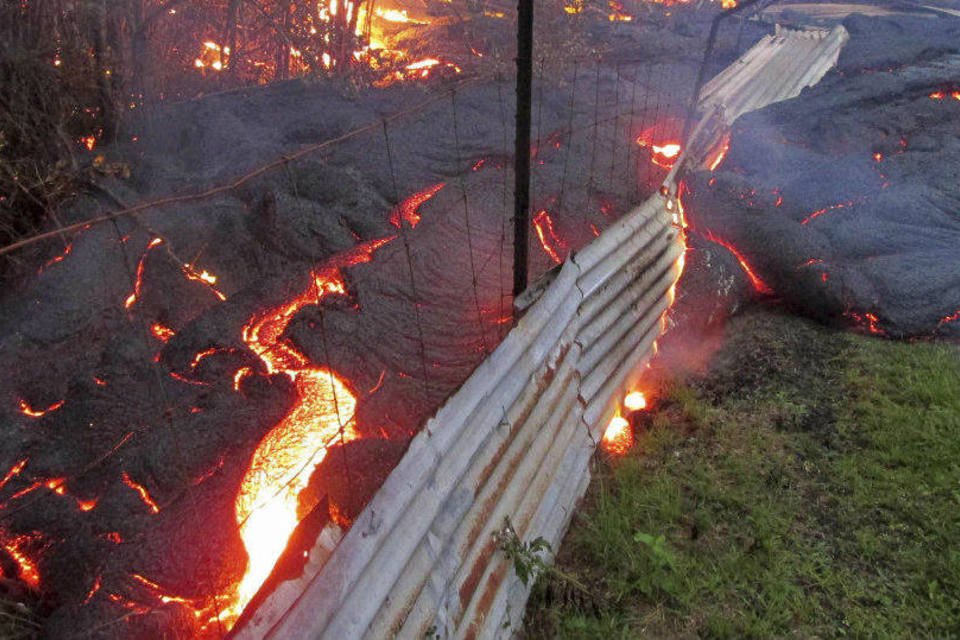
[0, 5, 764, 637]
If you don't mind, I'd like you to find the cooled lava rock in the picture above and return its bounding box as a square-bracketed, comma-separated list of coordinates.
[684, 14, 960, 338]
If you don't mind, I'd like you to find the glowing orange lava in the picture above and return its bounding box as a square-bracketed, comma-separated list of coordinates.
[847, 311, 885, 336]
[389, 183, 445, 229]
[225, 235, 398, 625]
[532, 210, 566, 264]
[150, 323, 176, 342]
[636, 133, 682, 168]
[701, 230, 772, 295]
[800, 198, 864, 225]
[182, 264, 228, 301]
[2, 534, 41, 589]
[121, 472, 161, 514]
[0, 459, 27, 491]
[18, 398, 65, 418]
[125, 238, 164, 309]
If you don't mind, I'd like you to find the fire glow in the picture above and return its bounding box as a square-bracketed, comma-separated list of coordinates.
[18, 398, 65, 418]
[532, 210, 566, 264]
[601, 415, 632, 455]
[637, 133, 682, 168]
[223, 184, 443, 625]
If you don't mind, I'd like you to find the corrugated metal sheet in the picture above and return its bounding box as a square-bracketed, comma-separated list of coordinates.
[233, 23, 848, 640]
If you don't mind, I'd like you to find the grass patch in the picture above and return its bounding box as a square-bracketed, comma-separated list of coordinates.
[524, 307, 960, 639]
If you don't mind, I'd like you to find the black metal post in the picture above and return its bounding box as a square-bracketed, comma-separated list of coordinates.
[513, 0, 534, 299]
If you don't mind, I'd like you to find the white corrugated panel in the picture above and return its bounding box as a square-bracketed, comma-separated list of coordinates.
[233, 20, 849, 640]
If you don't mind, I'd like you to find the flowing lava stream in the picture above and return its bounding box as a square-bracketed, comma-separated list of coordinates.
[222, 183, 444, 627]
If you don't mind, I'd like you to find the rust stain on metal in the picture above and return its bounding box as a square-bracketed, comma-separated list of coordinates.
[465, 558, 509, 640]
[459, 537, 496, 615]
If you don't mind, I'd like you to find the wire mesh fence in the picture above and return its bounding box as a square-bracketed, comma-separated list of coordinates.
[0, 1, 772, 636]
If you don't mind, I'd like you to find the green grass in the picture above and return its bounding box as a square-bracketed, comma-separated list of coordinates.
[524, 308, 960, 639]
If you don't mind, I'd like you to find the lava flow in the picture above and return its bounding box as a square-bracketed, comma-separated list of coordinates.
[224, 184, 443, 625]
[532, 210, 566, 264]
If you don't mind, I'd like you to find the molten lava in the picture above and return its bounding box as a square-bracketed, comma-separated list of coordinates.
[636, 133, 682, 169]
[226, 232, 411, 624]
[124, 238, 164, 309]
[389, 183, 445, 229]
[532, 210, 566, 264]
[701, 230, 772, 295]
[121, 472, 161, 514]
[18, 399, 65, 418]
[2, 534, 42, 589]
[800, 198, 865, 225]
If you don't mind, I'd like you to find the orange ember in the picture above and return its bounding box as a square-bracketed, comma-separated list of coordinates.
[532, 210, 566, 264]
[150, 323, 176, 342]
[601, 415, 633, 456]
[847, 311, 885, 336]
[18, 398, 65, 418]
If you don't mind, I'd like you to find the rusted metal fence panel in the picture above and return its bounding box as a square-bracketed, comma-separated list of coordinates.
[235, 23, 849, 640]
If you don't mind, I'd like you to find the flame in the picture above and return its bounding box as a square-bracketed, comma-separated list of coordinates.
[601, 415, 633, 455]
[18, 398, 65, 418]
[624, 391, 648, 412]
[532, 210, 566, 264]
[722, 0, 737, 8]
[389, 183, 445, 229]
[121, 472, 161, 514]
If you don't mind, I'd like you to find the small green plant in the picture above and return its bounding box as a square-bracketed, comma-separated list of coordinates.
[495, 518, 552, 586]
[633, 531, 676, 569]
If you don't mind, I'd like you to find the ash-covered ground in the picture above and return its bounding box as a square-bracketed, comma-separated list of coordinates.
[684, 12, 960, 338]
[0, 6, 762, 637]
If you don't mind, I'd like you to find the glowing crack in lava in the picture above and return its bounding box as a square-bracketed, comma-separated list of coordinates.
[223, 179, 442, 622]
[701, 230, 772, 295]
[389, 183, 445, 229]
[1, 533, 42, 589]
[532, 210, 566, 264]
